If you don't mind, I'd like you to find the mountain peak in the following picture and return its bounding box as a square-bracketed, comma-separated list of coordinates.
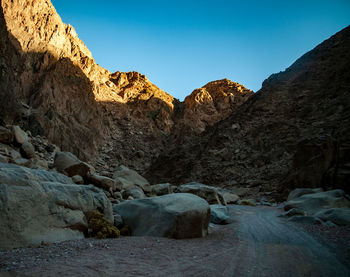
[180, 79, 253, 133]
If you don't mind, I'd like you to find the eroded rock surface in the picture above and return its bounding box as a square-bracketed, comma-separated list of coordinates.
[0, 163, 112, 249]
[113, 193, 210, 238]
[283, 188, 350, 226]
[146, 26, 350, 201]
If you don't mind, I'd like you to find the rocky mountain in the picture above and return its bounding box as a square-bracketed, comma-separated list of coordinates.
[0, 0, 252, 175]
[1, 0, 349, 201]
[0, 0, 176, 165]
[176, 79, 253, 134]
[2, 0, 350, 261]
[146, 25, 350, 199]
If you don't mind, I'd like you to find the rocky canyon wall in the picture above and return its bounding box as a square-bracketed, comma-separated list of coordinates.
[146, 26, 350, 198]
[0, 0, 253, 173]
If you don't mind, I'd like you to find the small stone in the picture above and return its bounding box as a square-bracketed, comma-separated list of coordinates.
[123, 187, 145, 199]
[210, 205, 232, 225]
[12, 125, 29, 145]
[113, 191, 122, 199]
[231, 123, 240, 130]
[238, 199, 256, 206]
[0, 126, 14, 144]
[37, 146, 46, 153]
[20, 141, 36, 159]
[72, 175, 84, 184]
[136, 150, 145, 158]
[149, 183, 172, 196]
[32, 159, 49, 170]
[13, 158, 31, 167]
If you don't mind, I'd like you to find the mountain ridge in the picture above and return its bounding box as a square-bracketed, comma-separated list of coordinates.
[0, 0, 253, 173]
[146, 25, 350, 198]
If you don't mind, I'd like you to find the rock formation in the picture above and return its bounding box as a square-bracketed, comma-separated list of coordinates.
[0, 0, 253, 176]
[1, 0, 349, 204]
[113, 193, 211, 238]
[0, 162, 113, 249]
[178, 79, 253, 134]
[146, 26, 350, 200]
[0, 123, 223, 248]
[0, 0, 176, 167]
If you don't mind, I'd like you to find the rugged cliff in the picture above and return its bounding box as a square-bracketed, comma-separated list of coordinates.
[146, 26, 350, 198]
[0, 0, 175, 167]
[177, 79, 253, 134]
[0, 0, 253, 174]
[2, 0, 348, 199]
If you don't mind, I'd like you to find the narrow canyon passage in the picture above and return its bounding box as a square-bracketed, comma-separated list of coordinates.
[1, 206, 349, 277]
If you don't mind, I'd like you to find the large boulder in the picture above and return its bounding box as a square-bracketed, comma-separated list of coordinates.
[113, 193, 210, 238]
[0, 163, 112, 249]
[176, 182, 226, 205]
[122, 187, 145, 199]
[315, 208, 350, 226]
[149, 183, 173, 196]
[284, 189, 350, 226]
[53, 151, 92, 177]
[113, 165, 151, 192]
[284, 189, 350, 215]
[287, 188, 324, 201]
[217, 188, 240, 204]
[88, 174, 116, 192]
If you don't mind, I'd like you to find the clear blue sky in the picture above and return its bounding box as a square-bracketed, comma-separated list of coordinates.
[52, 0, 350, 100]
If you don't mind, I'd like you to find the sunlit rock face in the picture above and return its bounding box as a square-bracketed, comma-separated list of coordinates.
[146, 26, 350, 200]
[181, 79, 253, 133]
[0, 0, 175, 167]
[0, 0, 253, 174]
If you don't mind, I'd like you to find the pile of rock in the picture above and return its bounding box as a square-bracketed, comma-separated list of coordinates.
[0, 125, 237, 249]
[0, 162, 113, 249]
[281, 188, 350, 226]
[0, 124, 57, 170]
[0, 124, 245, 249]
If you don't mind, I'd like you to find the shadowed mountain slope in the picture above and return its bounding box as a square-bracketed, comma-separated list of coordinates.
[0, 0, 252, 173]
[146, 26, 350, 199]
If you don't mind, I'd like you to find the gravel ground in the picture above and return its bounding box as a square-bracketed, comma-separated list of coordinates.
[0, 206, 349, 277]
[301, 224, 350, 267]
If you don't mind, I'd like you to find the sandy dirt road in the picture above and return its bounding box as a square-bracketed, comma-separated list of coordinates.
[1, 205, 349, 277]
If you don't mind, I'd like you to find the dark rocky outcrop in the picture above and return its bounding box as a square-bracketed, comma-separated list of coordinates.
[0, 0, 253, 177]
[1, 0, 349, 204]
[282, 188, 350, 226]
[0, 0, 177, 170]
[146, 25, 350, 200]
